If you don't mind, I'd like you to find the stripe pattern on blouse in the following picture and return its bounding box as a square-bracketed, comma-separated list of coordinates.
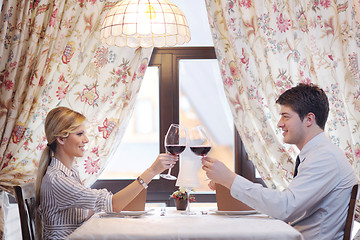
[39, 158, 112, 239]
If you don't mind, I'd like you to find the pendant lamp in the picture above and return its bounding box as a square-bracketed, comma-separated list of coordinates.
[100, 0, 191, 48]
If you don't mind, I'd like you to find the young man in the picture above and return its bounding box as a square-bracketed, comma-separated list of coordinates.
[202, 83, 358, 240]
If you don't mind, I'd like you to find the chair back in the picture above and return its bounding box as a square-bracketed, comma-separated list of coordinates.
[215, 183, 253, 211]
[343, 184, 359, 240]
[123, 189, 147, 211]
[13, 183, 36, 240]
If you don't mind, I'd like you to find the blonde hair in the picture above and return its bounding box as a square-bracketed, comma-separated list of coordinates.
[35, 106, 85, 240]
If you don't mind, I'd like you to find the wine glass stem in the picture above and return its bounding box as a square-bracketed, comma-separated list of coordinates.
[165, 150, 173, 176]
[186, 191, 191, 214]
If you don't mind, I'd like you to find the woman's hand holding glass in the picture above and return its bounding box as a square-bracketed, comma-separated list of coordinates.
[149, 153, 178, 175]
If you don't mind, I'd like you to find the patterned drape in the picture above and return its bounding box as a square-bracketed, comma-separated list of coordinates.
[205, 0, 360, 191]
[0, 0, 152, 237]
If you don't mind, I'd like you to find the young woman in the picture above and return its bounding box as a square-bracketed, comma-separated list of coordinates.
[35, 106, 177, 240]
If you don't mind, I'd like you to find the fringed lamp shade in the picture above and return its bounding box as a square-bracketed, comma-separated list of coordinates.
[100, 0, 191, 48]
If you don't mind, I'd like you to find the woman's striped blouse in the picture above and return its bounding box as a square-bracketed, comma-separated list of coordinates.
[39, 158, 112, 239]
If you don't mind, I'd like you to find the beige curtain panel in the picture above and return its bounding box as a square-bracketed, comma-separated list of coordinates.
[205, 0, 360, 218]
[0, 0, 152, 237]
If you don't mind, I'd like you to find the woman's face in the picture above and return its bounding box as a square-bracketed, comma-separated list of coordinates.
[61, 122, 89, 159]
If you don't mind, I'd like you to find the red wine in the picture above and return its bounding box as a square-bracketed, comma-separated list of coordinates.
[190, 146, 211, 156]
[166, 145, 186, 155]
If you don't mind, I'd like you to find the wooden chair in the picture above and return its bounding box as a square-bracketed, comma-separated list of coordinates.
[13, 183, 36, 240]
[343, 184, 359, 240]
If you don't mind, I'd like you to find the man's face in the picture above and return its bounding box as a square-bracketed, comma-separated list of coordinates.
[277, 105, 306, 148]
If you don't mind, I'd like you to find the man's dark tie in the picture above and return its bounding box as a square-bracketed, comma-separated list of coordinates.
[293, 156, 301, 178]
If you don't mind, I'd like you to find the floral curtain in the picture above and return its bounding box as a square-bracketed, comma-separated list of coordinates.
[0, 0, 152, 237]
[205, 0, 360, 198]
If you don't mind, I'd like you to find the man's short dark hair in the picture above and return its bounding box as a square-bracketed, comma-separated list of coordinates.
[276, 83, 329, 130]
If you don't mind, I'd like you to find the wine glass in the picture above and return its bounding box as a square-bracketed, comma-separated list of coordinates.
[189, 126, 212, 181]
[183, 187, 195, 215]
[189, 126, 212, 157]
[160, 124, 187, 180]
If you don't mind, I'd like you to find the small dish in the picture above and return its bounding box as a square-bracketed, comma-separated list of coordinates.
[211, 210, 258, 215]
[99, 209, 153, 218]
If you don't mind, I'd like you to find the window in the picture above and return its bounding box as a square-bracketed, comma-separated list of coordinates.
[94, 47, 263, 205]
[99, 67, 160, 180]
[179, 59, 234, 192]
[94, 0, 264, 205]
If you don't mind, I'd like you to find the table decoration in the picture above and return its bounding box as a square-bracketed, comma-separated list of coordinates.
[170, 187, 195, 210]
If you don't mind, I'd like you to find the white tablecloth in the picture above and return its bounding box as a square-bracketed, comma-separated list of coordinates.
[67, 207, 304, 240]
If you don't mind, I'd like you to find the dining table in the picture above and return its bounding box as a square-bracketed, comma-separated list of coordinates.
[67, 207, 304, 240]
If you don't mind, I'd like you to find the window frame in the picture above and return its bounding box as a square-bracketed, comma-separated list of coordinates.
[92, 47, 264, 206]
